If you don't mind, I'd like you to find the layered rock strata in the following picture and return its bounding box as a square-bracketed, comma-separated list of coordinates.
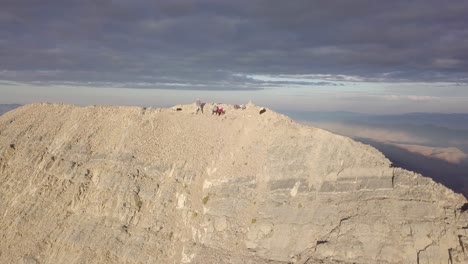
[0, 103, 467, 263]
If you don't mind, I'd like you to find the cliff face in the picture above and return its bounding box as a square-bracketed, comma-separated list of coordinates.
[0, 103, 467, 264]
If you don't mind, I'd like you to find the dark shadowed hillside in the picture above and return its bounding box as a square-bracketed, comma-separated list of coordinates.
[357, 138, 468, 198]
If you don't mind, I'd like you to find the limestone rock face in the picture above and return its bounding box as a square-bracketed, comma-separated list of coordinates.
[0, 103, 467, 264]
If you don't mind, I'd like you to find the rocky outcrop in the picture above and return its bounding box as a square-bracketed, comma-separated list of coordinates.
[0, 103, 467, 264]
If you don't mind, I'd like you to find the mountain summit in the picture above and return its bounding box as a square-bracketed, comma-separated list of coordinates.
[0, 103, 467, 263]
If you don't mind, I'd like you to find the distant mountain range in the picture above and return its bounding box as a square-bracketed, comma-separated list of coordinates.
[284, 110, 468, 151]
[283, 110, 468, 130]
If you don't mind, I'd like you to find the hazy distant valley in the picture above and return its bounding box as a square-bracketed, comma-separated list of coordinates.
[286, 111, 468, 197]
[0, 104, 21, 116]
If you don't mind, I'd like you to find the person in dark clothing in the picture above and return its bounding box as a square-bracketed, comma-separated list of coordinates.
[196, 98, 205, 114]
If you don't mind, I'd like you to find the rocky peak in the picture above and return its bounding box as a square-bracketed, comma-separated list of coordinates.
[0, 103, 467, 263]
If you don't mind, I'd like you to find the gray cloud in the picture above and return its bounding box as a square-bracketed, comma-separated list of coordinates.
[1, 0, 467, 88]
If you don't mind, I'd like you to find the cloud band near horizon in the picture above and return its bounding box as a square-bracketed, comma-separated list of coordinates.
[1, 0, 468, 112]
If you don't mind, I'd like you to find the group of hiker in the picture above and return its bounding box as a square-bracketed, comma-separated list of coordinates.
[195, 98, 245, 116]
[211, 105, 225, 116]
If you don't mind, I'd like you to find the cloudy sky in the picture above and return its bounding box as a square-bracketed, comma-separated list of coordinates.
[1, 0, 467, 113]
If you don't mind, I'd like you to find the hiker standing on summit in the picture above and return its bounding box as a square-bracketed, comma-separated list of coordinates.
[196, 98, 204, 114]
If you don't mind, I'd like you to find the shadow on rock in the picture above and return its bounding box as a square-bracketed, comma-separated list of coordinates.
[356, 137, 468, 199]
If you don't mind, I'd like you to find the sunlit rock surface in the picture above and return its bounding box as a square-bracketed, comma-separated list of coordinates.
[0, 103, 467, 263]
